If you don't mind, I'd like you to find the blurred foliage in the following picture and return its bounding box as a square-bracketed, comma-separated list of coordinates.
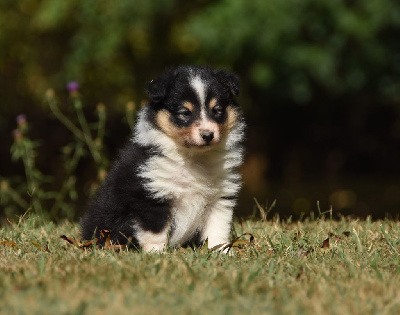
[1, 0, 400, 219]
[0, 90, 121, 221]
[2, 0, 398, 109]
[182, 0, 400, 102]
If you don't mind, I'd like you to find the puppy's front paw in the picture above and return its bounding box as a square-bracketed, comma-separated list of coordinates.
[142, 243, 166, 253]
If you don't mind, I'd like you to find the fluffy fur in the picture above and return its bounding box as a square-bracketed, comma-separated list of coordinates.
[81, 65, 246, 252]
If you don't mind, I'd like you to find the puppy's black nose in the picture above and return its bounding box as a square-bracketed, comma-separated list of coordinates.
[201, 131, 214, 144]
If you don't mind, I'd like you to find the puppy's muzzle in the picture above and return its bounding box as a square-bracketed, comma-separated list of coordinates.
[200, 131, 214, 144]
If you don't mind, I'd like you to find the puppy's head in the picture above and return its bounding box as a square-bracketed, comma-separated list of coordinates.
[147, 66, 242, 150]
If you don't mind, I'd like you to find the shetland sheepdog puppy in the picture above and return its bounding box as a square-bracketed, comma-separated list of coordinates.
[81, 65, 246, 252]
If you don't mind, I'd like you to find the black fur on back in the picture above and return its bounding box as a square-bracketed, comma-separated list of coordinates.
[80, 142, 170, 246]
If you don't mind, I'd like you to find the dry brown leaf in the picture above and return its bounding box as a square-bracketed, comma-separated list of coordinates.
[321, 238, 330, 249]
[210, 233, 255, 254]
[60, 233, 98, 248]
[0, 240, 18, 247]
[60, 235, 78, 245]
[101, 230, 111, 250]
[60, 229, 125, 252]
[31, 241, 41, 248]
[328, 232, 343, 242]
[240, 232, 255, 244]
[31, 241, 51, 253]
[231, 239, 248, 247]
[44, 242, 51, 253]
[210, 243, 225, 252]
[80, 239, 98, 248]
[99, 229, 127, 251]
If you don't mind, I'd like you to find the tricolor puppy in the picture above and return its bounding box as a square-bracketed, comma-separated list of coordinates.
[81, 65, 246, 252]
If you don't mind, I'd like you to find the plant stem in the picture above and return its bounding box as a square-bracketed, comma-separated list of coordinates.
[49, 176, 76, 219]
[97, 108, 106, 143]
[47, 97, 86, 143]
[3, 187, 30, 210]
[21, 139, 44, 218]
[22, 140, 35, 194]
[73, 98, 102, 164]
[49, 142, 83, 218]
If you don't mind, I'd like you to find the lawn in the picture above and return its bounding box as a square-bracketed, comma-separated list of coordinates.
[1, 215, 399, 314]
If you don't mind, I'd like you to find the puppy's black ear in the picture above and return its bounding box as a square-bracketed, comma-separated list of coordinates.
[214, 69, 240, 96]
[146, 70, 174, 103]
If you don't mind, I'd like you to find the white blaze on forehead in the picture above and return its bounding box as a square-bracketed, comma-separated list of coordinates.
[189, 76, 221, 144]
[190, 76, 206, 106]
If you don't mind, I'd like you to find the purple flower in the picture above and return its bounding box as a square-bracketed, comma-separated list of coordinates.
[16, 114, 27, 125]
[67, 81, 79, 93]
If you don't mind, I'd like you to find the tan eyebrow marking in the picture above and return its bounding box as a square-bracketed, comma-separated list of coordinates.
[208, 98, 218, 110]
[183, 101, 194, 111]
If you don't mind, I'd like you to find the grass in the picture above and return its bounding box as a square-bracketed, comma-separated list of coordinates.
[1, 215, 400, 315]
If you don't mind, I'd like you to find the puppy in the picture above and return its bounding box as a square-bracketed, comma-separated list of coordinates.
[81, 65, 246, 252]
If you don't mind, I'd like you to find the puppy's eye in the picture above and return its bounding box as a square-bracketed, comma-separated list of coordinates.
[212, 105, 225, 116]
[178, 108, 192, 119]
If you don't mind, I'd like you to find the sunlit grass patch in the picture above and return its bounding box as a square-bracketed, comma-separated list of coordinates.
[1, 215, 399, 314]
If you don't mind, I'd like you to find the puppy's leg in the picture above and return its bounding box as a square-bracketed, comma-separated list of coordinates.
[135, 225, 169, 253]
[201, 199, 233, 250]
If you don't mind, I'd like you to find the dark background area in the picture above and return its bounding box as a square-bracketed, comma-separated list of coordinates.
[1, 0, 400, 220]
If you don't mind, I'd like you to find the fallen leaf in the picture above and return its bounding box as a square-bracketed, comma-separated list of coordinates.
[210, 233, 255, 254]
[44, 242, 51, 253]
[231, 239, 248, 247]
[60, 230, 126, 251]
[60, 235, 78, 245]
[0, 240, 17, 247]
[101, 230, 111, 250]
[210, 243, 225, 252]
[31, 241, 41, 248]
[31, 241, 51, 253]
[80, 239, 98, 248]
[321, 238, 330, 249]
[328, 232, 343, 242]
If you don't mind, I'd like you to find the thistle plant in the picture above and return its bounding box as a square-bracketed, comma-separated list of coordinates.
[0, 124, 31, 217]
[0, 82, 137, 221]
[46, 83, 108, 169]
[0, 114, 46, 219]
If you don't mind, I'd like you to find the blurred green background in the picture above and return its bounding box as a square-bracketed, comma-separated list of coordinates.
[1, 0, 400, 220]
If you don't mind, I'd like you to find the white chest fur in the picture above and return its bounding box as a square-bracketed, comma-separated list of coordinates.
[138, 152, 231, 245]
